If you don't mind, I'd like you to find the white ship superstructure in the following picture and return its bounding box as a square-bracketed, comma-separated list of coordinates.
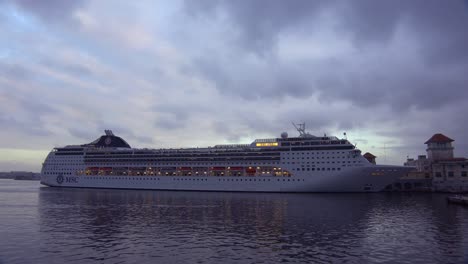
[40, 125, 411, 192]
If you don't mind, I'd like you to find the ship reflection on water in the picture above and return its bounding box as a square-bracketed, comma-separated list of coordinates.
[37, 188, 468, 264]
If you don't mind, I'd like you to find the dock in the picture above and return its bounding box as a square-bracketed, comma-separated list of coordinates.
[447, 195, 468, 206]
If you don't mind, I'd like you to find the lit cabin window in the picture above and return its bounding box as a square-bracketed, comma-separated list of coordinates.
[256, 142, 279, 147]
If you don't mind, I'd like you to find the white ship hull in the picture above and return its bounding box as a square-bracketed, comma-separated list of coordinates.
[41, 165, 410, 192]
[39, 128, 413, 193]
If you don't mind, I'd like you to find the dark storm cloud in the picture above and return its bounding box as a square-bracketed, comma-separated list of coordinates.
[0, 110, 52, 136]
[152, 102, 210, 131]
[183, 0, 468, 111]
[155, 116, 186, 131]
[185, 0, 468, 56]
[39, 58, 96, 80]
[0, 70, 56, 132]
[68, 127, 95, 141]
[185, 0, 329, 55]
[315, 63, 468, 111]
[0, 114, 51, 137]
[68, 123, 154, 144]
[153, 104, 190, 122]
[403, 1, 468, 66]
[212, 120, 249, 142]
[0, 62, 32, 80]
[96, 124, 154, 145]
[20, 97, 55, 115]
[0, 97, 55, 137]
[192, 55, 313, 100]
[3, 0, 88, 22]
[185, 0, 400, 53]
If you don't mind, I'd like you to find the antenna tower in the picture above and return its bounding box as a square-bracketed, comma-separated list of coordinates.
[292, 122, 306, 136]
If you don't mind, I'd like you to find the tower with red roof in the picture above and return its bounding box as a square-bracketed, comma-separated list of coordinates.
[425, 133, 454, 161]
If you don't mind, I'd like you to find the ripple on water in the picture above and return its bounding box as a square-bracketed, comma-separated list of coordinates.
[1, 182, 468, 263]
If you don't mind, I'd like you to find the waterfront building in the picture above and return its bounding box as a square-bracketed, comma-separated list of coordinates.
[404, 133, 468, 192]
[425, 134, 468, 192]
[425, 133, 454, 160]
[391, 155, 432, 191]
[404, 155, 431, 172]
[431, 158, 468, 192]
[0, 171, 40, 180]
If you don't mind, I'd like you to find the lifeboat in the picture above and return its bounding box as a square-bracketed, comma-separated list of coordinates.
[192, 167, 208, 171]
[246, 168, 256, 173]
[160, 167, 177, 171]
[113, 166, 128, 170]
[129, 167, 146, 171]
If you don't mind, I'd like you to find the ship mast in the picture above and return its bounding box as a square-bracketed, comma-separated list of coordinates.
[292, 122, 307, 137]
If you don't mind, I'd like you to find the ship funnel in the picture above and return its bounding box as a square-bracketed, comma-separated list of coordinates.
[104, 130, 114, 136]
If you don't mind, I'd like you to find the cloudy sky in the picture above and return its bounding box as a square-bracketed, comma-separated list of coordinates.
[1, 0, 468, 171]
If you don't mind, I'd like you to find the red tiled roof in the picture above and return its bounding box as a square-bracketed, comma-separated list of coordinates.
[363, 152, 376, 158]
[424, 133, 454, 144]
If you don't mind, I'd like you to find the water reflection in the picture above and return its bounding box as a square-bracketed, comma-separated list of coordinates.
[35, 187, 468, 264]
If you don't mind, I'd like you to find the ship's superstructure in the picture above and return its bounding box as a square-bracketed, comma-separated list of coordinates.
[40, 125, 411, 192]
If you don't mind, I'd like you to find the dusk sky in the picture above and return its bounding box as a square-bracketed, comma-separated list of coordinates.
[1, 0, 468, 171]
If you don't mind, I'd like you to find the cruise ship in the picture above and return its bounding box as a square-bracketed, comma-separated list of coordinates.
[40, 124, 412, 192]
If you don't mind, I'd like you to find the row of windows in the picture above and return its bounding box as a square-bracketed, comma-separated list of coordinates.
[283, 156, 357, 160]
[292, 167, 342, 171]
[285, 161, 362, 164]
[46, 161, 278, 166]
[56, 147, 356, 160]
[44, 163, 281, 174]
[54, 149, 355, 158]
[217, 178, 304, 182]
[46, 163, 81, 167]
[85, 152, 281, 158]
[45, 166, 359, 176]
[81, 177, 303, 182]
[84, 162, 279, 166]
[48, 167, 349, 175]
[46, 170, 292, 177]
[285, 151, 348, 155]
[54, 150, 352, 160]
[84, 157, 281, 163]
[85, 149, 279, 155]
[86, 177, 162, 180]
[435, 171, 468, 177]
[55, 152, 84, 156]
[281, 140, 347, 146]
[81, 170, 291, 177]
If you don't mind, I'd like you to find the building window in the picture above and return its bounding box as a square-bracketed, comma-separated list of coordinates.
[435, 172, 442, 177]
[448, 171, 454, 177]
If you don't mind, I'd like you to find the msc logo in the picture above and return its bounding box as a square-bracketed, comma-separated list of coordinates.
[56, 175, 64, 184]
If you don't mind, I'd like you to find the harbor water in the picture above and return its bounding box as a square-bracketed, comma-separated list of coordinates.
[0, 179, 467, 263]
